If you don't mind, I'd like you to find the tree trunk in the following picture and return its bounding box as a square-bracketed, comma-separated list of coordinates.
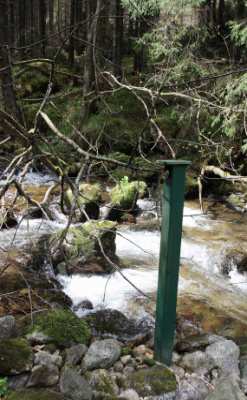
[69, 0, 76, 66]
[18, 0, 26, 58]
[39, 0, 46, 56]
[218, 0, 225, 32]
[0, 0, 23, 125]
[113, 0, 124, 78]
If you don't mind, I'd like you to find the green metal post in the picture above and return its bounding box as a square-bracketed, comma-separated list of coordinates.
[154, 160, 191, 366]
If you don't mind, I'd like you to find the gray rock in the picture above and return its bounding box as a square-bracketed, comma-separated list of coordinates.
[176, 375, 210, 400]
[121, 355, 132, 365]
[85, 309, 152, 344]
[28, 364, 59, 387]
[60, 366, 92, 400]
[26, 331, 51, 345]
[0, 315, 16, 340]
[205, 339, 240, 377]
[205, 374, 245, 400]
[181, 351, 213, 374]
[66, 344, 88, 366]
[119, 389, 140, 400]
[83, 339, 121, 370]
[8, 373, 30, 390]
[34, 350, 63, 368]
[240, 356, 247, 393]
[114, 361, 124, 372]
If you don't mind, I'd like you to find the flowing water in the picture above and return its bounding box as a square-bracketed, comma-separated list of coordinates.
[1, 173, 247, 335]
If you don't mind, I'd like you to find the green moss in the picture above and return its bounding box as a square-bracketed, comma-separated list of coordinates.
[0, 339, 32, 375]
[143, 358, 156, 367]
[7, 389, 64, 400]
[65, 183, 101, 208]
[30, 309, 91, 347]
[110, 177, 147, 209]
[121, 347, 132, 356]
[67, 220, 116, 259]
[129, 366, 177, 396]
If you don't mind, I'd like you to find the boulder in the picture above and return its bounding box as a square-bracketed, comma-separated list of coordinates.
[128, 366, 177, 397]
[240, 355, 247, 393]
[0, 247, 71, 318]
[85, 309, 152, 343]
[108, 177, 147, 221]
[29, 309, 91, 347]
[65, 183, 101, 222]
[50, 220, 117, 274]
[0, 338, 33, 375]
[176, 375, 210, 400]
[181, 350, 213, 374]
[205, 339, 240, 377]
[27, 364, 60, 387]
[34, 350, 63, 368]
[60, 366, 92, 400]
[65, 344, 88, 366]
[205, 375, 245, 400]
[83, 339, 121, 370]
[0, 315, 16, 339]
[8, 373, 30, 390]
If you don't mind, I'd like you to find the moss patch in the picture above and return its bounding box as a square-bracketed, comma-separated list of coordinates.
[129, 366, 177, 396]
[0, 338, 33, 375]
[7, 389, 64, 400]
[110, 177, 147, 209]
[30, 309, 91, 347]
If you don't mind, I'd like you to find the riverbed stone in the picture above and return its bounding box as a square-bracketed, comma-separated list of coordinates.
[34, 350, 63, 368]
[83, 339, 121, 370]
[0, 338, 33, 375]
[28, 364, 60, 387]
[50, 220, 117, 274]
[176, 375, 210, 400]
[8, 373, 30, 390]
[60, 365, 92, 400]
[65, 183, 101, 222]
[181, 350, 213, 374]
[85, 309, 152, 343]
[128, 365, 177, 397]
[65, 344, 88, 366]
[205, 374, 245, 400]
[240, 355, 247, 393]
[205, 339, 240, 377]
[119, 389, 140, 400]
[0, 315, 16, 339]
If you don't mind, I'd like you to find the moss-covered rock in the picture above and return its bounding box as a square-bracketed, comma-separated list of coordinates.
[29, 309, 91, 347]
[185, 173, 198, 199]
[108, 177, 147, 221]
[87, 369, 119, 397]
[7, 389, 64, 400]
[50, 220, 117, 274]
[65, 183, 101, 221]
[128, 366, 177, 397]
[0, 338, 33, 375]
[110, 177, 146, 209]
